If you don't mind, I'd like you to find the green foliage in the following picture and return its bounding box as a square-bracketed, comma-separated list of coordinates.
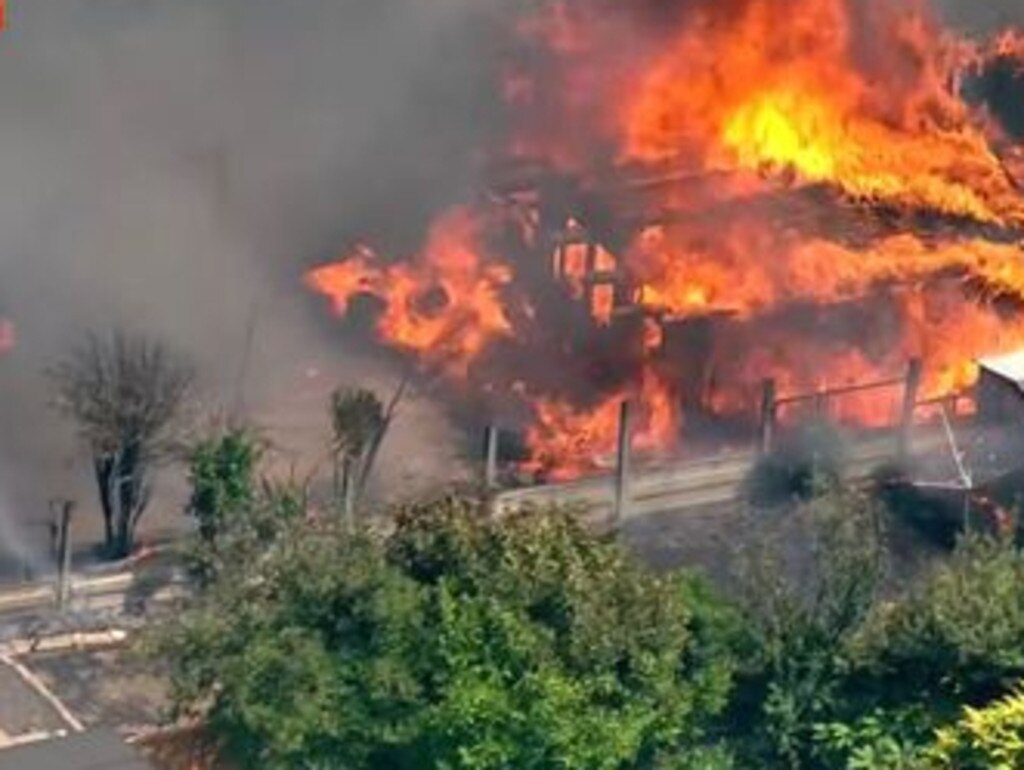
[656, 746, 736, 770]
[329, 385, 401, 514]
[747, 421, 846, 504]
[798, 534, 1024, 768]
[733, 481, 888, 767]
[927, 686, 1024, 769]
[154, 497, 742, 770]
[187, 427, 262, 543]
[329, 387, 384, 462]
[811, 709, 931, 769]
[853, 535, 1024, 703]
[155, 527, 427, 768]
[159, 461, 1024, 770]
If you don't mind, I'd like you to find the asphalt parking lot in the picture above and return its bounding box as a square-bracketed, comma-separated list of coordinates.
[0, 661, 69, 747]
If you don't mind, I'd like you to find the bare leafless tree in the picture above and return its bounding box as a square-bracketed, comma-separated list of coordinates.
[50, 331, 194, 559]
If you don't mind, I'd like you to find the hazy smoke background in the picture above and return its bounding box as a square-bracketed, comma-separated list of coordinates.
[937, 0, 1024, 34]
[0, 0, 1019, 571]
[0, 0, 511, 568]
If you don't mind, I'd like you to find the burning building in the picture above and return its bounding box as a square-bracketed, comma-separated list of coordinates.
[307, 0, 1024, 480]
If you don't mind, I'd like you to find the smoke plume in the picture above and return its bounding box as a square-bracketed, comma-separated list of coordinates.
[0, 0, 1021, 570]
[0, 0, 506, 568]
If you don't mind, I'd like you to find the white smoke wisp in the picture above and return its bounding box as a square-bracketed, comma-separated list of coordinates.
[0, 474, 51, 580]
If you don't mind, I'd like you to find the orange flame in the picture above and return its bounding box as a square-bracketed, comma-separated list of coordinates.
[309, 0, 1024, 478]
[631, 226, 1024, 321]
[523, 368, 678, 481]
[307, 208, 513, 377]
[621, 2, 1024, 225]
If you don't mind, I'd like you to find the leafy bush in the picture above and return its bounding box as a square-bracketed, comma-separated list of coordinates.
[160, 455, 1024, 770]
[732, 481, 888, 766]
[852, 536, 1024, 705]
[154, 498, 742, 770]
[927, 686, 1024, 769]
[187, 427, 262, 543]
[747, 420, 846, 505]
[811, 709, 931, 769]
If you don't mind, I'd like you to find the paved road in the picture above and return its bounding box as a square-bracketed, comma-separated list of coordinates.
[0, 663, 68, 746]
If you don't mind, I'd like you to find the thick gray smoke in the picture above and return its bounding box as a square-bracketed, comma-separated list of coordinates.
[0, 0, 504, 570]
[0, 0, 1021, 573]
[936, 0, 1024, 34]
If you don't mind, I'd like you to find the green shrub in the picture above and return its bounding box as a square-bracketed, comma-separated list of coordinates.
[927, 686, 1024, 769]
[811, 709, 932, 769]
[732, 481, 888, 766]
[154, 498, 742, 770]
[746, 420, 846, 505]
[187, 427, 262, 543]
[852, 536, 1024, 704]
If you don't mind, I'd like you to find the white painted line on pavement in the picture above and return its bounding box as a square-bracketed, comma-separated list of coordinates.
[0, 654, 84, 733]
[0, 729, 64, 750]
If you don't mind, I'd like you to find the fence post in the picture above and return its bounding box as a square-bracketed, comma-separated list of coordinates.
[613, 400, 633, 528]
[483, 425, 500, 492]
[899, 358, 923, 462]
[759, 379, 777, 455]
[55, 500, 74, 611]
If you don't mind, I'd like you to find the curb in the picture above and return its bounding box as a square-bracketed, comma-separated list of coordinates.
[0, 628, 130, 658]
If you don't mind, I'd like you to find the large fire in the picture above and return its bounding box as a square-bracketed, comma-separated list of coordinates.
[308, 0, 1024, 479]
